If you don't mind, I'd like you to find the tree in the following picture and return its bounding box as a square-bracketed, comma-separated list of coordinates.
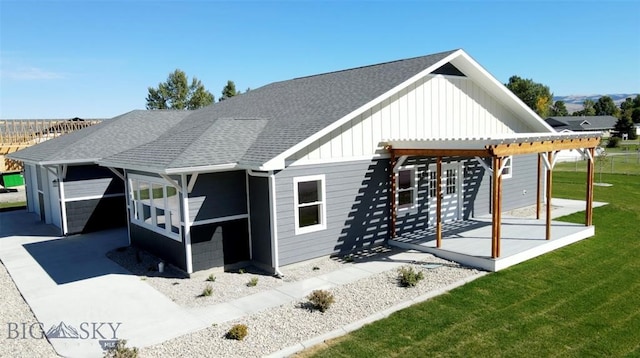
[219, 80, 239, 101]
[593, 96, 620, 117]
[549, 100, 569, 116]
[613, 114, 637, 140]
[620, 95, 640, 123]
[146, 69, 214, 110]
[573, 99, 596, 116]
[505, 75, 553, 117]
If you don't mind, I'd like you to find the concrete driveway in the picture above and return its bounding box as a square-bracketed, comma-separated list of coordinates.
[0, 210, 208, 357]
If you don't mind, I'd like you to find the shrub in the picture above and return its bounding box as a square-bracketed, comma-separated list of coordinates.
[607, 136, 621, 148]
[225, 324, 248, 341]
[307, 289, 335, 312]
[246, 277, 258, 287]
[398, 266, 424, 287]
[238, 268, 246, 274]
[201, 284, 213, 297]
[103, 339, 138, 358]
[206, 274, 216, 282]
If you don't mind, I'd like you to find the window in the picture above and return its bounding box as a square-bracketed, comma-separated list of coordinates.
[501, 156, 513, 179]
[396, 167, 417, 210]
[428, 171, 437, 198]
[129, 175, 181, 240]
[445, 169, 457, 194]
[293, 175, 326, 235]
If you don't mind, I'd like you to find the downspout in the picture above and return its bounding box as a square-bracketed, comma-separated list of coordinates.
[268, 172, 284, 278]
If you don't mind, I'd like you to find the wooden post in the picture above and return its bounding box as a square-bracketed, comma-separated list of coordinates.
[389, 148, 397, 239]
[496, 157, 503, 258]
[586, 147, 595, 226]
[536, 153, 542, 220]
[546, 151, 553, 240]
[436, 157, 443, 248]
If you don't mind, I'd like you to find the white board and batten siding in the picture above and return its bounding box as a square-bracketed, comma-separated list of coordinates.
[288, 75, 537, 164]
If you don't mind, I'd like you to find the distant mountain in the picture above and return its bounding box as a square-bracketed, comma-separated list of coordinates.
[553, 93, 639, 114]
[46, 321, 80, 339]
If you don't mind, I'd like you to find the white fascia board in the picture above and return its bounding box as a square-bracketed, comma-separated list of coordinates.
[163, 163, 239, 175]
[38, 159, 99, 166]
[259, 50, 465, 170]
[450, 52, 555, 133]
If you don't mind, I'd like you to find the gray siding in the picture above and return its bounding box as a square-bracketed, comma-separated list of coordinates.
[24, 165, 34, 212]
[188, 171, 247, 223]
[472, 154, 540, 215]
[65, 196, 126, 234]
[63, 165, 124, 199]
[275, 159, 390, 266]
[190, 219, 250, 271]
[130, 223, 187, 271]
[248, 176, 273, 269]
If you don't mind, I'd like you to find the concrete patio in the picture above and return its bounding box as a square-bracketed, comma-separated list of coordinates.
[390, 198, 607, 271]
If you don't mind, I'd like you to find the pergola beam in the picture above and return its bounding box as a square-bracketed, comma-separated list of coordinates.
[391, 148, 491, 158]
[487, 137, 601, 156]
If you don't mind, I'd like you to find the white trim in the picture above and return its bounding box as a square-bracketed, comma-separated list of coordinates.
[474, 156, 493, 174]
[293, 174, 327, 235]
[260, 50, 463, 170]
[160, 174, 183, 192]
[181, 174, 193, 273]
[396, 165, 418, 212]
[106, 167, 125, 181]
[61, 165, 68, 180]
[500, 156, 513, 179]
[268, 172, 283, 276]
[245, 171, 253, 260]
[190, 214, 249, 227]
[248, 169, 272, 177]
[393, 156, 409, 172]
[286, 153, 390, 167]
[64, 193, 125, 202]
[164, 163, 238, 175]
[128, 173, 182, 242]
[124, 170, 131, 246]
[58, 166, 68, 235]
[187, 173, 199, 193]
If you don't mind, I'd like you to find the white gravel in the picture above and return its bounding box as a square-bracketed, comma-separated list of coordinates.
[132, 248, 481, 358]
[0, 261, 58, 358]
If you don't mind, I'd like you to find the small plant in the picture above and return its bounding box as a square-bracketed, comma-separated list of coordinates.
[307, 289, 335, 312]
[103, 339, 138, 358]
[225, 324, 248, 341]
[312, 266, 320, 271]
[201, 284, 213, 297]
[343, 255, 354, 263]
[206, 274, 216, 282]
[398, 266, 424, 287]
[247, 277, 259, 287]
[238, 268, 246, 274]
[607, 136, 621, 148]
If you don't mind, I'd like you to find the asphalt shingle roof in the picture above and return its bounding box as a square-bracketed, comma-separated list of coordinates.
[9, 110, 189, 164]
[546, 116, 618, 132]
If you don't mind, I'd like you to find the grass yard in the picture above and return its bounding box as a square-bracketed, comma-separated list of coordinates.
[308, 171, 640, 357]
[0, 201, 26, 210]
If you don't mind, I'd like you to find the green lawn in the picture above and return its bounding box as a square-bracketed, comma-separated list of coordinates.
[0, 201, 26, 210]
[310, 171, 640, 357]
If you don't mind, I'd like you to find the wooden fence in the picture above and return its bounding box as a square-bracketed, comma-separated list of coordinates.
[0, 119, 102, 172]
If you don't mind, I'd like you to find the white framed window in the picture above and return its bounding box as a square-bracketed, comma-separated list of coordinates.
[129, 174, 181, 241]
[293, 174, 327, 235]
[396, 166, 417, 211]
[501, 156, 513, 179]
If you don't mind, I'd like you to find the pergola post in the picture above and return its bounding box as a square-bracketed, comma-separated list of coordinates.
[436, 157, 442, 248]
[545, 151, 554, 240]
[389, 148, 397, 238]
[536, 153, 542, 220]
[491, 156, 503, 258]
[586, 147, 595, 226]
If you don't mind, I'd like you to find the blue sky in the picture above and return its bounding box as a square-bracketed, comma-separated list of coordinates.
[1, 1, 639, 119]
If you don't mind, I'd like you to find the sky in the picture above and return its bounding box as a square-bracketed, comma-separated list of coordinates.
[1, 0, 639, 119]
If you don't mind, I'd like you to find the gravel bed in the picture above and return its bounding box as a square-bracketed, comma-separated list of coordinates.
[0, 261, 57, 358]
[107, 246, 350, 308]
[140, 254, 481, 357]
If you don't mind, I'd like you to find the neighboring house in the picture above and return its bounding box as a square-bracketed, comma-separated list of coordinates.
[546, 116, 618, 136]
[9, 49, 601, 275]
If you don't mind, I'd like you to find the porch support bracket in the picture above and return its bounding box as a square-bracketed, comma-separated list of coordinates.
[187, 173, 199, 194]
[160, 174, 184, 193]
[106, 167, 125, 181]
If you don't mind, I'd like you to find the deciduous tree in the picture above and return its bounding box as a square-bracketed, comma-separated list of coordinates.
[593, 96, 620, 117]
[550, 100, 569, 116]
[573, 99, 596, 117]
[505, 76, 553, 117]
[146, 69, 214, 110]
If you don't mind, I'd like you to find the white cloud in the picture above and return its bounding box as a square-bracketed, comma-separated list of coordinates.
[1, 66, 65, 80]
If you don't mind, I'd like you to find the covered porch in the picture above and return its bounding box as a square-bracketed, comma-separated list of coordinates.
[385, 132, 602, 271]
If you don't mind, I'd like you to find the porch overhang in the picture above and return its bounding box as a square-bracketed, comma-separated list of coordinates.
[383, 131, 601, 262]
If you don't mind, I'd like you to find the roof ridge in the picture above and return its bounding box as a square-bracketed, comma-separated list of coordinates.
[287, 49, 459, 82]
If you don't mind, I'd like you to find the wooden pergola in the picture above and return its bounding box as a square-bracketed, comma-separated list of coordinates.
[385, 132, 601, 259]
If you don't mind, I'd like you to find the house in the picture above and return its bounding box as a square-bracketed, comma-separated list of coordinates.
[9, 49, 601, 274]
[546, 116, 617, 136]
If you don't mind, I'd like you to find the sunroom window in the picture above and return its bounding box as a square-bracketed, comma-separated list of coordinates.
[129, 175, 181, 240]
[293, 175, 326, 235]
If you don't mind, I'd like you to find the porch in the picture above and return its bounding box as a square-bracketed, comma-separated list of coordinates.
[389, 198, 606, 272]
